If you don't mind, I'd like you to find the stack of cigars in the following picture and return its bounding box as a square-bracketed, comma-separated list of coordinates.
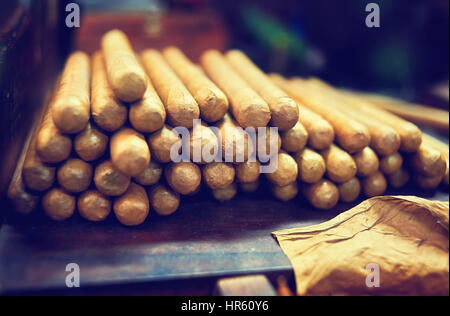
[8, 29, 449, 226]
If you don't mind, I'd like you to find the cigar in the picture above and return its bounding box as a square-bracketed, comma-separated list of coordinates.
[190, 123, 219, 164]
[338, 177, 361, 203]
[239, 180, 260, 193]
[141, 49, 200, 128]
[340, 91, 422, 152]
[23, 135, 55, 192]
[203, 162, 235, 190]
[51, 52, 90, 134]
[91, 51, 127, 132]
[149, 185, 180, 216]
[134, 161, 163, 186]
[36, 108, 72, 164]
[302, 180, 340, 210]
[77, 190, 111, 222]
[110, 128, 151, 177]
[270, 74, 335, 150]
[212, 183, 238, 202]
[281, 121, 308, 153]
[42, 188, 76, 221]
[129, 78, 166, 133]
[74, 122, 108, 162]
[225, 50, 298, 131]
[362, 171, 387, 197]
[307, 78, 401, 156]
[101, 30, 148, 102]
[94, 160, 131, 196]
[113, 182, 150, 226]
[163, 47, 229, 122]
[388, 168, 410, 189]
[414, 174, 443, 190]
[148, 125, 181, 163]
[422, 133, 449, 186]
[379, 152, 403, 175]
[353, 147, 379, 177]
[321, 144, 357, 183]
[292, 78, 370, 153]
[236, 161, 260, 183]
[57, 158, 93, 193]
[294, 148, 326, 184]
[216, 113, 254, 163]
[265, 152, 298, 187]
[201, 50, 271, 128]
[165, 162, 202, 195]
[271, 182, 299, 202]
[409, 143, 446, 178]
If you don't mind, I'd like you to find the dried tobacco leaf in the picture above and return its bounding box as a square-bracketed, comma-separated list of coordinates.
[273, 196, 449, 296]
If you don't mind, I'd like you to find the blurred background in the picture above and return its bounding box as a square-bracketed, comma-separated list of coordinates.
[1, 0, 449, 203]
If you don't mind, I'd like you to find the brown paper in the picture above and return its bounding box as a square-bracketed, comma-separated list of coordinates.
[273, 196, 449, 296]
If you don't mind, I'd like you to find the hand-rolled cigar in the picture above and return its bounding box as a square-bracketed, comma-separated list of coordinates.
[201, 50, 271, 128]
[129, 79, 166, 133]
[42, 188, 76, 221]
[91, 51, 127, 132]
[362, 171, 387, 197]
[113, 182, 150, 226]
[149, 185, 180, 216]
[101, 30, 147, 102]
[322, 144, 357, 183]
[74, 122, 108, 162]
[110, 128, 151, 177]
[216, 113, 254, 163]
[270, 74, 335, 150]
[266, 152, 298, 187]
[133, 161, 162, 186]
[388, 168, 410, 189]
[8, 180, 39, 215]
[190, 123, 219, 164]
[77, 190, 111, 222]
[162, 47, 229, 122]
[212, 183, 237, 202]
[225, 50, 298, 131]
[51, 52, 90, 134]
[256, 128, 281, 159]
[36, 109, 72, 164]
[57, 158, 93, 193]
[148, 125, 181, 163]
[281, 122, 308, 153]
[23, 138, 55, 192]
[141, 49, 199, 128]
[422, 133, 449, 186]
[236, 161, 260, 183]
[239, 180, 260, 193]
[94, 160, 131, 196]
[302, 180, 339, 210]
[353, 147, 379, 177]
[414, 174, 443, 190]
[341, 91, 422, 152]
[203, 162, 235, 190]
[409, 143, 446, 177]
[338, 177, 361, 203]
[289, 78, 370, 153]
[294, 148, 326, 184]
[165, 162, 202, 195]
[307, 78, 401, 156]
[271, 182, 299, 202]
[379, 152, 403, 175]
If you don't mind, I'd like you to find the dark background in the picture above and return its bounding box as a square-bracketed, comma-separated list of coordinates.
[1, 0, 449, 218]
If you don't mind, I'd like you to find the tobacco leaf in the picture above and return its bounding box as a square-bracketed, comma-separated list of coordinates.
[273, 196, 449, 296]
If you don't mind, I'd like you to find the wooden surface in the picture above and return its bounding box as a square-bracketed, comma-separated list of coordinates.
[0, 182, 448, 295]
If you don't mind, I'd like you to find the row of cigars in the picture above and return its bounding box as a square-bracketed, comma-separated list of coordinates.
[7, 30, 449, 226]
